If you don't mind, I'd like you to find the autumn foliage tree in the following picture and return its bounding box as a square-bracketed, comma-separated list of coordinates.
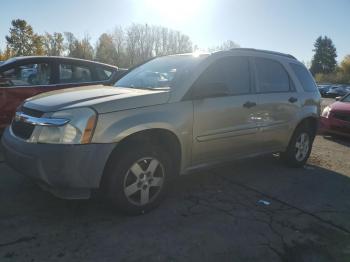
[95, 33, 119, 65]
[315, 55, 350, 84]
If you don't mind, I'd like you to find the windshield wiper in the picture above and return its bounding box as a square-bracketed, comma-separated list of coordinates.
[116, 85, 169, 91]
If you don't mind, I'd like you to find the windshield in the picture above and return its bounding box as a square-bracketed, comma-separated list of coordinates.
[115, 55, 207, 90]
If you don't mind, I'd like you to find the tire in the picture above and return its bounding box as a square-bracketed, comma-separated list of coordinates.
[104, 142, 172, 215]
[281, 123, 315, 168]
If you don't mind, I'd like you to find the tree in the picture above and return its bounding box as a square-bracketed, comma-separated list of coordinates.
[112, 27, 126, 66]
[64, 32, 93, 59]
[2, 46, 14, 60]
[32, 34, 45, 55]
[5, 19, 35, 56]
[124, 24, 193, 66]
[208, 40, 240, 52]
[64, 32, 76, 56]
[43, 32, 65, 56]
[340, 55, 350, 76]
[79, 35, 94, 60]
[314, 55, 350, 84]
[310, 36, 337, 75]
[95, 33, 118, 65]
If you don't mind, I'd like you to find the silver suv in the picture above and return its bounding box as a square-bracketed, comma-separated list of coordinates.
[2, 49, 321, 214]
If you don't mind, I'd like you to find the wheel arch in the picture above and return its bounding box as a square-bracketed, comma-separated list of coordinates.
[99, 128, 183, 189]
[295, 116, 319, 137]
[286, 116, 319, 149]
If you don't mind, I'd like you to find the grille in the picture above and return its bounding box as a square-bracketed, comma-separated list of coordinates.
[333, 112, 350, 123]
[11, 121, 35, 140]
[11, 107, 44, 140]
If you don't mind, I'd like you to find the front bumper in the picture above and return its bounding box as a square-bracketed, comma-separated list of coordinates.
[1, 128, 116, 199]
[320, 116, 350, 138]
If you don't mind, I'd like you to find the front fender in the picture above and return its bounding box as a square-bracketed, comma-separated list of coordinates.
[92, 101, 194, 171]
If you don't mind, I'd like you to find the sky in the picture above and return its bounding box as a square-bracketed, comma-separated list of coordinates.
[1, 0, 349, 63]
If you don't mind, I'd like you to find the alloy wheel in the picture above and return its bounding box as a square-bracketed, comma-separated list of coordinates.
[295, 132, 310, 162]
[123, 157, 165, 206]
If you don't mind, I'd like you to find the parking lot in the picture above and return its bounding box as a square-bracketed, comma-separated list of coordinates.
[1, 100, 350, 261]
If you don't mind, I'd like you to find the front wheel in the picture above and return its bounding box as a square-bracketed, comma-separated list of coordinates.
[281, 124, 314, 168]
[104, 143, 172, 215]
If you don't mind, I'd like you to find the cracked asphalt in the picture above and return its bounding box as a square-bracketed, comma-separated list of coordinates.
[1, 116, 350, 260]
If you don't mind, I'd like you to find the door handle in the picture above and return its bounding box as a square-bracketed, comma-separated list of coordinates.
[243, 101, 257, 108]
[288, 97, 298, 103]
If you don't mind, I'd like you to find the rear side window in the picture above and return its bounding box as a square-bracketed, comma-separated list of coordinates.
[59, 64, 92, 84]
[290, 63, 317, 92]
[0, 63, 52, 87]
[255, 58, 290, 93]
[96, 66, 113, 81]
[195, 56, 251, 96]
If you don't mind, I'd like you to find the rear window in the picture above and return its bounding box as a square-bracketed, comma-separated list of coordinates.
[255, 58, 290, 93]
[290, 63, 317, 92]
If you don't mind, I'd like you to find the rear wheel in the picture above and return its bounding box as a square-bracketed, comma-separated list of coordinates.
[104, 143, 172, 215]
[281, 124, 314, 167]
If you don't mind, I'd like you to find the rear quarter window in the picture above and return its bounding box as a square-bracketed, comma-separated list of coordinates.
[59, 64, 92, 84]
[290, 63, 317, 92]
[96, 66, 113, 81]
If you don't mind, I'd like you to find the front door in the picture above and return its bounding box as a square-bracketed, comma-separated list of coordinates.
[191, 56, 260, 165]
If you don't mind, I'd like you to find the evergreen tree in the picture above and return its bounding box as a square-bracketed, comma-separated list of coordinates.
[5, 19, 35, 56]
[310, 36, 337, 75]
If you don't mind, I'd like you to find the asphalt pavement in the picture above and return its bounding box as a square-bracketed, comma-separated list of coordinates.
[1, 135, 350, 261]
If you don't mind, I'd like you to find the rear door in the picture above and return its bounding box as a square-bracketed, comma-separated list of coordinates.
[0, 61, 55, 129]
[253, 57, 301, 151]
[192, 56, 260, 165]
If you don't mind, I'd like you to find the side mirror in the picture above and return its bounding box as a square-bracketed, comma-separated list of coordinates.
[335, 96, 342, 101]
[192, 82, 230, 99]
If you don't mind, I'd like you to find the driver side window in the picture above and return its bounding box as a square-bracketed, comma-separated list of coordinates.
[192, 56, 251, 98]
[0, 63, 52, 88]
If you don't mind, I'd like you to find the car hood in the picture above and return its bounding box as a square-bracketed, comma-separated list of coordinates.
[330, 101, 350, 113]
[24, 85, 171, 114]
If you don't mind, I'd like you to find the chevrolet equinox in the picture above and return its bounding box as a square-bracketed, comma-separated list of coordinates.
[2, 49, 321, 214]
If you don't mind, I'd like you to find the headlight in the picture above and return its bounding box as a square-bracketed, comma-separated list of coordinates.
[31, 108, 97, 144]
[321, 106, 331, 118]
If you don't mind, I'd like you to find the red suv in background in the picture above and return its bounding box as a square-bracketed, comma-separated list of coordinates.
[320, 93, 350, 137]
[0, 56, 126, 132]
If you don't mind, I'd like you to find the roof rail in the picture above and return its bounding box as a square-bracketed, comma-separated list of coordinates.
[230, 48, 297, 60]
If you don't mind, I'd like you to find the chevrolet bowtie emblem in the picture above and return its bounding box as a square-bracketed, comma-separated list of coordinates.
[15, 112, 24, 122]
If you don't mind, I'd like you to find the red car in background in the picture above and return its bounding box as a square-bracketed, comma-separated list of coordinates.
[0, 56, 126, 132]
[320, 94, 350, 138]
